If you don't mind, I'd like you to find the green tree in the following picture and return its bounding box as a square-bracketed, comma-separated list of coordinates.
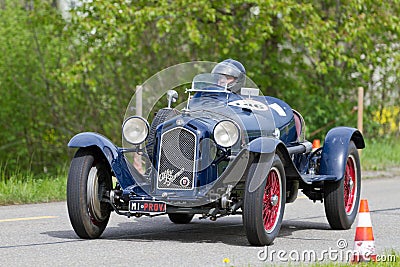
[66, 0, 399, 138]
[0, 0, 69, 174]
[0, 0, 398, 176]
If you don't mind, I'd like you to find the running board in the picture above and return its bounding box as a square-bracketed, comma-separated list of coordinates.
[301, 174, 337, 184]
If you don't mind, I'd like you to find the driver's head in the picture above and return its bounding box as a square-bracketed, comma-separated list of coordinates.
[211, 59, 246, 93]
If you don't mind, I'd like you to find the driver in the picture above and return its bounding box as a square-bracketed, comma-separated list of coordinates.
[211, 59, 246, 93]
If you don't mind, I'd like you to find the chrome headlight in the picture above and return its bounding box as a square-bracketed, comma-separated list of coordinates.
[213, 120, 240, 148]
[122, 116, 149, 145]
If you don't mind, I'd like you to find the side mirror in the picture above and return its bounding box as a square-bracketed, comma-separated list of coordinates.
[166, 90, 178, 108]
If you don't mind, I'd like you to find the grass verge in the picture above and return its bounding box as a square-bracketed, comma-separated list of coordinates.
[308, 251, 399, 266]
[0, 168, 67, 205]
[361, 139, 400, 171]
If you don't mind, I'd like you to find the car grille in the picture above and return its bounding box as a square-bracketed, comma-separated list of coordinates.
[157, 127, 196, 190]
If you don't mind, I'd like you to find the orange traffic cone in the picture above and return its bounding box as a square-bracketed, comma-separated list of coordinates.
[312, 139, 321, 150]
[351, 199, 377, 263]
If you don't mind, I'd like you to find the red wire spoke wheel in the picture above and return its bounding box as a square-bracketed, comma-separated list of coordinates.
[243, 155, 286, 246]
[263, 168, 282, 232]
[324, 141, 361, 230]
[344, 155, 357, 215]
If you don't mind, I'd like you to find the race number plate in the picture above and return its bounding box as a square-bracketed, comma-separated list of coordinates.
[129, 200, 166, 215]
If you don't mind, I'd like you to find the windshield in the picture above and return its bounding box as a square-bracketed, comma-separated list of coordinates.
[189, 73, 228, 92]
[123, 62, 277, 141]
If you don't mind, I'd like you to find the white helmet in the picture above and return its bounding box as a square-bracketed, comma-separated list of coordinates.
[211, 59, 246, 93]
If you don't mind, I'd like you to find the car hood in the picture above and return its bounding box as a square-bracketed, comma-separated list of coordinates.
[187, 93, 276, 141]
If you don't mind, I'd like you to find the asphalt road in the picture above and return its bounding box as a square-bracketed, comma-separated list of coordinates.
[1, 175, 399, 266]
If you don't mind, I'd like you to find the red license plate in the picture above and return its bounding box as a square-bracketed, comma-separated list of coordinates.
[129, 200, 166, 214]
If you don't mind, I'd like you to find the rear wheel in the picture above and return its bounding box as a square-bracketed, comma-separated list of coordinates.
[67, 148, 112, 239]
[324, 141, 361, 229]
[243, 155, 286, 246]
[168, 214, 194, 224]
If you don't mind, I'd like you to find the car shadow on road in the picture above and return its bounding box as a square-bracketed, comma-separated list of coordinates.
[43, 229, 78, 240]
[279, 220, 332, 241]
[43, 216, 332, 247]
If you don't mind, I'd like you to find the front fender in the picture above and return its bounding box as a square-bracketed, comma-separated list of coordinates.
[319, 127, 365, 181]
[68, 132, 137, 189]
[246, 136, 280, 154]
[245, 137, 284, 192]
[68, 132, 119, 163]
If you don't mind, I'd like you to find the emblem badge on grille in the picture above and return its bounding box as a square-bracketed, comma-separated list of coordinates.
[179, 177, 190, 187]
[159, 168, 185, 186]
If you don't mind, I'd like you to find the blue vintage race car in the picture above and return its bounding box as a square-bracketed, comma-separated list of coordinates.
[67, 62, 364, 246]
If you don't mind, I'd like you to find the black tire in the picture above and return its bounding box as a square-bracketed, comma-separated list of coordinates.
[147, 108, 179, 160]
[67, 148, 112, 239]
[243, 155, 286, 246]
[324, 141, 361, 230]
[168, 214, 194, 224]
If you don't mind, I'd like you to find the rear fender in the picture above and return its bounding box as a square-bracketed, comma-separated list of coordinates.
[319, 127, 365, 182]
[68, 132, 137, 189]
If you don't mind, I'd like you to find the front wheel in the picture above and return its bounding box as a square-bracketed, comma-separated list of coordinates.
[243, 155, 286, 246]
[67, 148, 112, 239]
[324, 141, 361, 229]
